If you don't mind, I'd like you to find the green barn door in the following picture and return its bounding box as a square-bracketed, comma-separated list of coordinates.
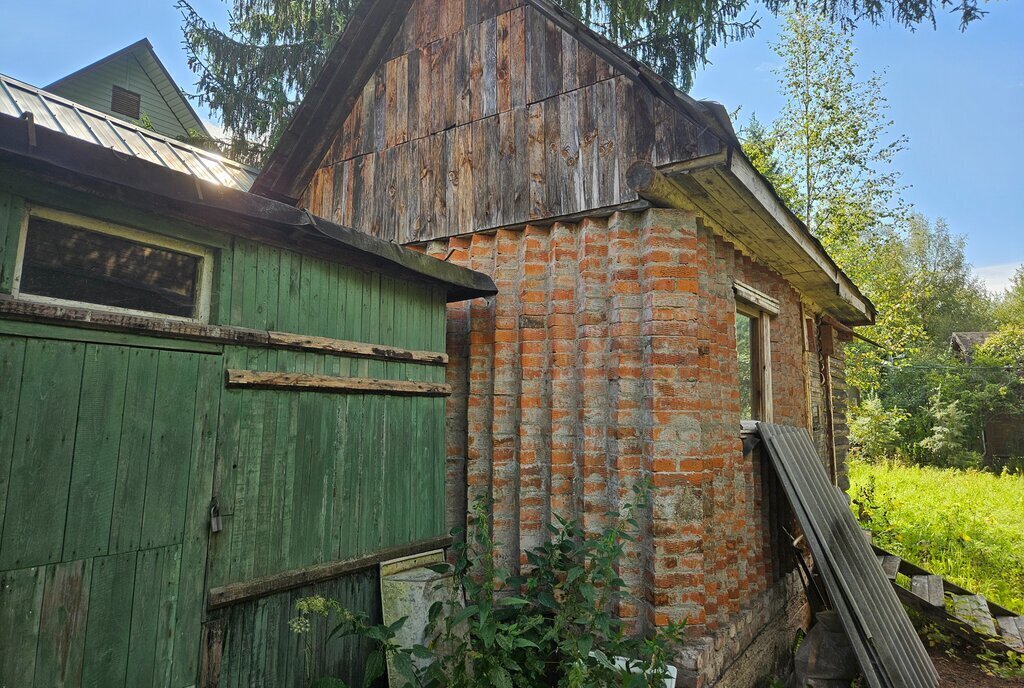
[0, 330, 222, 688]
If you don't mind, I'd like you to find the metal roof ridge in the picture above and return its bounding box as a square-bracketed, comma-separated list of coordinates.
[0, 71, 257, 177]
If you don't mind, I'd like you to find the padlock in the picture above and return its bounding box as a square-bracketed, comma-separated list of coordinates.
[210, 499, 223, 534]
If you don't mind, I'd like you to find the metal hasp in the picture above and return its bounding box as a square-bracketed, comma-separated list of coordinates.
[755, 423, 939, 688]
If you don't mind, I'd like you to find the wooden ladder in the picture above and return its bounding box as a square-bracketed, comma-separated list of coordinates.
[871, 544, 1024, 653]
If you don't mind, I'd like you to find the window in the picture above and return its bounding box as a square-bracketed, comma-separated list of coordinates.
[111, 85, 141, 119]
[736, 310, 760, 420]
[13, 209, 212, 321]
[735, 281, 777, 422]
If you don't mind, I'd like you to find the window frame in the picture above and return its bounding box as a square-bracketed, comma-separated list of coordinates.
[735, 281, 777, 423]
[11, 206, 214, 324]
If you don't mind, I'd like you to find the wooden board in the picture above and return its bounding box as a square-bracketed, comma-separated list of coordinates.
[911, 575, 945, 608]
[225, 369, 452, 396]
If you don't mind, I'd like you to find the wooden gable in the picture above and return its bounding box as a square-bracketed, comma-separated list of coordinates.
[301, 0, 727, 243]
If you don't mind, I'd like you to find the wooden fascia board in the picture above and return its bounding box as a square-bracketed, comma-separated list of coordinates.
[132, 44, 210, 136]
[726, 153, 875, 325]
[251, 0, 415, 202]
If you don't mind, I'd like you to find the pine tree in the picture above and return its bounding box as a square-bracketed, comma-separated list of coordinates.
[178, 0, 356, 164]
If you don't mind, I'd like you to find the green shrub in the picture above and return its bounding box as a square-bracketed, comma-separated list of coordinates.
[850, 396, 908, 461]
[292, 486, 685, 687]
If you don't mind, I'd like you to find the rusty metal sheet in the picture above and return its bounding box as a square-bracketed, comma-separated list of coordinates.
[756, 423, 938, 688]
[0, 72, 258, 191]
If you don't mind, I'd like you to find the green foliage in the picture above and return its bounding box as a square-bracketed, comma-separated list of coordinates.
[289, 596, 417, 688]
[769, 11, 908, 242]
[292, 487, 685, 687]
[978, 647, 1024, 679]
[917, 390, 979, 468]
[422, 489, 685, 687]
[850, 460, 1024, 614]
[739, 115, 800, 211]
[994, 267, 1024, 327]
[975, 325, 1024, 371]
[904, 214, 994, 346]
[178, 0, 355, 164]
[849, 396, 907, 461]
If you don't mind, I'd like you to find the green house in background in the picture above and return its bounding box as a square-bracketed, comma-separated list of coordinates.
[0, 70, 494, 686]
[46, 38, 209, 140]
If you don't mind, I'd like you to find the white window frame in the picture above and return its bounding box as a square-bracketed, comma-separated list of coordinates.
[11, 206, 214, 324]
[735, 281, 777, 423]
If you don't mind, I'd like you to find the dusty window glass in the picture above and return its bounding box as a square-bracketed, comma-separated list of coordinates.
[18, 216, 202, 318]
[736, 311, 758, 420]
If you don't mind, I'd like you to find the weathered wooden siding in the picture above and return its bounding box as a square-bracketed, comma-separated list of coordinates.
[0, 187, 450, 686]
[302, 0, 724, 243]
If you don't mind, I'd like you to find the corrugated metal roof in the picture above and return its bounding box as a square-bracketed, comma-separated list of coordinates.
[756, 423, 938, 688]
[0, 72, 257, 191]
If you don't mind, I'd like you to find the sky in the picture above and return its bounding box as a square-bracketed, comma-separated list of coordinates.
[1, 0, 1021, 291]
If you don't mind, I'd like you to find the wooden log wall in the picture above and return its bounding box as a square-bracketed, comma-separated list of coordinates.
[303, 0, 725, 243]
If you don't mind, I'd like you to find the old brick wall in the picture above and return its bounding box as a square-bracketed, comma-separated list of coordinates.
[419, 207, 820, 684]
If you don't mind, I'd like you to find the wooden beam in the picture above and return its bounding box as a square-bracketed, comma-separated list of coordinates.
[207, 536, 453, 610]
[734, 280, 781, 316]
[265, 332, 447, 364]
[626, 160, 701, 213]
[0, 297, 448, 365]
[225, 370, 453, 397]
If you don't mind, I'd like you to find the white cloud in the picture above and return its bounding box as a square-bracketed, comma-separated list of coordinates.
[974, 262, 1022, 293]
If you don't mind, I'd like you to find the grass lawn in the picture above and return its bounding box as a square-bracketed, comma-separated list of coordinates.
[848, 460, 1024, 615]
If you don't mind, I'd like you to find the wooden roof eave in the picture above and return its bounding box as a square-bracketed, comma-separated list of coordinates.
[627, 152, 875, 326]
[0, 112, 496, 303]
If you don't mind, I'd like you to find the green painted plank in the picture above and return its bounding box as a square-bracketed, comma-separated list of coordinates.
[171, 354, 223, 688]
[0, 565, 45, 686]
[380, 276, 396, 348]
[0, 319, 222, 354]
[0, 335, 27, 546]
[253, 351, 280, 579]
[241, 241, 260, 330]
[81, 552, 136, 688]
[125, 544, 182, 688]
[274, 356, 300, 572]
[253, 243, 274, 331]
[0, 339, 85, 569]
[125, 546, 162, 688]
[208, 347, 246, 588]
[33, 558, 92, 688]
[140, 351, 200, 550]
[326, 263, 341, 342]
[0, 194, 24, 294]
[154, 545, 183, 688]
[228, 240, 248, 328]
[263, 245, 282, 332]
[63, 344, 130, 561]
[213, 242, 234, 326]
[108, 347, 159, 554]
[229, 347, 267, 583]
[316, 381, 340, 564]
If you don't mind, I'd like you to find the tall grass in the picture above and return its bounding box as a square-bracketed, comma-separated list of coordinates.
[849, 460, 1024, 614]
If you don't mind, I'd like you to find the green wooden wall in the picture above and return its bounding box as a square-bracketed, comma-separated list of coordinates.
[0, 186, 451, 686]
